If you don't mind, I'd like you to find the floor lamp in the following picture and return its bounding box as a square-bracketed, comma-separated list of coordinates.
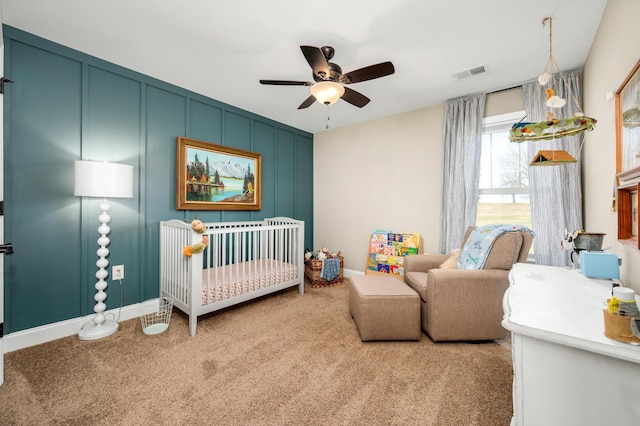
[74, 160, 133, 341]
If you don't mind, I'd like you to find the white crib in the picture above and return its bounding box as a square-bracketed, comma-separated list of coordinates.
[159, 217, 305, 336]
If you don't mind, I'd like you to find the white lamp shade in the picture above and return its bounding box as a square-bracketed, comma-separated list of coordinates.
[74, 160, 134, 198]
[310, 81, 345, 105]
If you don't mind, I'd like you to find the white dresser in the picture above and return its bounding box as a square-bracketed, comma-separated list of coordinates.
[503, 263, 640, 426]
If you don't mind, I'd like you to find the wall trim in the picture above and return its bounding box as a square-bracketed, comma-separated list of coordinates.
[344, 268, 363, 277]
[3, 273, 369, 353]
[2, 300, 158, 353]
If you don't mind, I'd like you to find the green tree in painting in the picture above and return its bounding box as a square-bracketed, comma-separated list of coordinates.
[187, 153, 208, 182]
[243, 164, 255, 193]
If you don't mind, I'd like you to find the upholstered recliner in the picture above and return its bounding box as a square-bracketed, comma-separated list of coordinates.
[404, 226, 533, 342]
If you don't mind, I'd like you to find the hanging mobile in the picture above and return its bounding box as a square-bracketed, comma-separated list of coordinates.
[509, 17, 597, 166]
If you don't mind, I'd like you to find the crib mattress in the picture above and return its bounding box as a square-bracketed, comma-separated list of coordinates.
[201, 259, 298, 305]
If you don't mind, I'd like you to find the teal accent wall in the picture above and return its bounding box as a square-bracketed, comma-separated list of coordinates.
[2, 26, 314, 333]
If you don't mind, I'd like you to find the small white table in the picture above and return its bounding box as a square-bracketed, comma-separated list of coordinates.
[503, 263, 640, 426]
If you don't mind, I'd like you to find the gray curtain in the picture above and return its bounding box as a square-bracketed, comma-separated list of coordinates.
[523, 70, 584, 266]
[440, 93, 486, 253]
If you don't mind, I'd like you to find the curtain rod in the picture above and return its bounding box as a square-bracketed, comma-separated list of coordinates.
[488, 85, 522, 95]
[488, 68, 583, 96]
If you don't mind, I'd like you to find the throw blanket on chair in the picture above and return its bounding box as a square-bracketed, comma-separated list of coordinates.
[321, 257, 341, 281]
[456, 224, 534, 270]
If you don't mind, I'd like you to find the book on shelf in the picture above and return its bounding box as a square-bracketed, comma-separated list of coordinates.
[366, 230, 421, 276]
[367, 254, 378, 270]
[389, 233, 403, 243]
[390, 265, 404, 276]
[370, 241, 386, 254]
[371, 229, 390, 241]
[377, 264, 391, 273]
[402, 232, 420, 248]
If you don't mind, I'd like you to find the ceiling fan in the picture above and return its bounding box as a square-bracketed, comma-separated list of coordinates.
[259, 45, 395, 109]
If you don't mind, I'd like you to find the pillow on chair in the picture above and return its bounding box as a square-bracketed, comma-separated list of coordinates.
[439, 248, 461, 269]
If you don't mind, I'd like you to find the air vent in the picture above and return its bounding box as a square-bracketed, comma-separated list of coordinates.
[452, 65, 486, 80]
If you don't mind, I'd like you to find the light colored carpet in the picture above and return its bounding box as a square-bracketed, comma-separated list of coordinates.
[0, 279, 513, 425]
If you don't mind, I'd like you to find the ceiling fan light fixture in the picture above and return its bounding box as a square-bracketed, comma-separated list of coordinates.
[310, 81, 345, 105]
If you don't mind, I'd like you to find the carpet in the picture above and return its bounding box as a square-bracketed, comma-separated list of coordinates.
[0, 279, 513, 425]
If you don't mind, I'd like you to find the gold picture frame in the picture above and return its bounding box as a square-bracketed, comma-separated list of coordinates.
[176, 137, 261, 211]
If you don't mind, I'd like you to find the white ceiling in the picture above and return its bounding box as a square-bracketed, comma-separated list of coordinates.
[0, 0, 608, 134]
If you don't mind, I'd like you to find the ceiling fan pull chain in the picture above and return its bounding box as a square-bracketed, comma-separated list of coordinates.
[326, 105, 331, 129]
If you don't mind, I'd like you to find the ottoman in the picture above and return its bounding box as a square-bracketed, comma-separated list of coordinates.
[349, 275, 421, 341]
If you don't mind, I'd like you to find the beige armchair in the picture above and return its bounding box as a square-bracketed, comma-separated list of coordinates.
[404, 227, 533, 342]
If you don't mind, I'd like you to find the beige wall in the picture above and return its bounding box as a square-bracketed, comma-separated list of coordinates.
[485, 87, 523, 117]
[315, 0, 640, 291]
[313, 105, 443, 272]
[583, 0, 640, 292]
[314, 87, 525, 273]
[314, 87, 524, 274]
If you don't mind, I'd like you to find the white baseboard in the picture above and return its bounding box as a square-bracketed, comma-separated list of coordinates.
[343, 268, 364, 277]
[2, 299, 159, 353]
[4, 272, 368, 353]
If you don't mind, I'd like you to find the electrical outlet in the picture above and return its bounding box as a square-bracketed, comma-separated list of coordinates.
[112, 265, 124, 280]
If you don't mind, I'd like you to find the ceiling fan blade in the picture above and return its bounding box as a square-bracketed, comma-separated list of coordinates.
[300, 45, 330, 79]
[297, 95, 316, 110]
[260, 80, 313, 86]
[339, 61, 395, 84]
[341, 87, 370, 108]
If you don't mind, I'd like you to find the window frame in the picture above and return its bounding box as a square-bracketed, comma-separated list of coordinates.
[479, 110, 528, 200]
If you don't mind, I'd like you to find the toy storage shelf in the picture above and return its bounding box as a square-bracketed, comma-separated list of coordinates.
[365, 231, 422, 280]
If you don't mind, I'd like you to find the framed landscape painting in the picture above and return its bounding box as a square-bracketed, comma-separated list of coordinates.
[176, 137, 261, 211]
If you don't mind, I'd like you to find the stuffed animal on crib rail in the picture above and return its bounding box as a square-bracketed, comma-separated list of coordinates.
[183, 219, 208, 256]
[191, 219, 205, 234]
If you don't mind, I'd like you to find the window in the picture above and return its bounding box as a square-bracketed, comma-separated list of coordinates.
[477, 111, 532, 229]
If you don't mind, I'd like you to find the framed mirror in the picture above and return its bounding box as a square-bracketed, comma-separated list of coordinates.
[616, 60, 640, 174]
[616, 60, 640, 248]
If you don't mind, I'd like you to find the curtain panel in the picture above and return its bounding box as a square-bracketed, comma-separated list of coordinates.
[440, 94, 486, 253]
[523, 70, 584, 266]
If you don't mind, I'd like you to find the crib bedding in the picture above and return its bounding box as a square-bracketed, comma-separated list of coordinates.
[200, 259, 298, 304]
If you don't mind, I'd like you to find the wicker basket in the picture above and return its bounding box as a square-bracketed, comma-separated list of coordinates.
[304, 256, 344, 288]
[602, 308, 640, 344]
[140, 297, 174, 335]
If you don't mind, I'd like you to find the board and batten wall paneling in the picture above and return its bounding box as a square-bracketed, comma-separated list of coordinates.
[254, 120, 277, 219]
[85, 65, 142, 311]
[142, 85, 188, 302]
[276, 128, 297, 218]
[3, 25, 313, 333]
[296, 134, 313, 247]
[4, 37, 84, 331]
[189, 99, 223, 144]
